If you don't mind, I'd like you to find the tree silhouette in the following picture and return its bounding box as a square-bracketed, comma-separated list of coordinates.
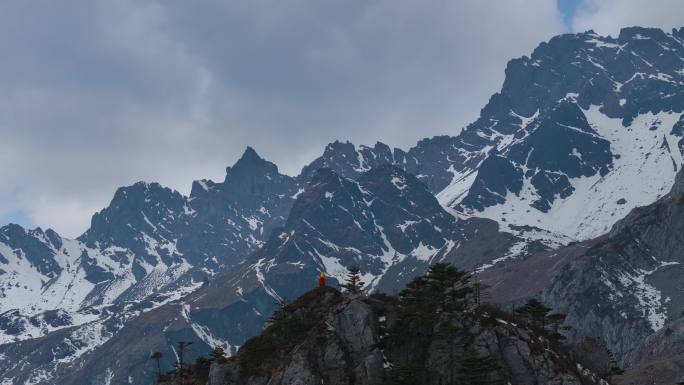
[209, 346, 226, 361]
[515, 299, 552, 328]
[471, 270, 490, 309]
[607, 349, 625, 382]
[342, 266, 365, 294]
[546, 313, 567, 341]
[457, 347, 506, 385]
[399, 263, 473, 324]
[175, 341, 194, 385]
[150, 351, 163, 380]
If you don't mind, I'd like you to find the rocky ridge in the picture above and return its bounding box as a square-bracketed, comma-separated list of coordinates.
[163, 285, 602, 385]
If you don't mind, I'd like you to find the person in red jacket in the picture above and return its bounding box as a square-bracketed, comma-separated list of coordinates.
[318, 272, 326, 287]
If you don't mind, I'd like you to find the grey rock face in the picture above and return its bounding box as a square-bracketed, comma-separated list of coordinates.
[479, 164, 684, 377]
[204, 288, 595, 385]
[207, 288, 382, 385]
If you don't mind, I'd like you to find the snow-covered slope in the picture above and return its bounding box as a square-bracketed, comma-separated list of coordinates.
[446, 27, 684, 241]
[4, 165, 526, 385]
[305, 27, 684, 244]
[0, 147, 298, 346]
[473, 105, 684, 240]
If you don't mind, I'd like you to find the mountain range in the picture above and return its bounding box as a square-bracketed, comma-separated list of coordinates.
[1, 26, 684, 384]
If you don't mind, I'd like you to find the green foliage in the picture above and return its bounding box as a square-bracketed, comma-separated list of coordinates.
[240, 302, 313, 375]
[238, 287, 342, 377]
[209, 346, 226, 362]
[398, 263, 473, 324]
[385, 263, 477, 384]
[342, 265, 365, 294]
[456, 348, 506, 385]
[515, 298, 552, 327]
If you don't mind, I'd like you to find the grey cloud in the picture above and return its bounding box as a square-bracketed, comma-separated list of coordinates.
[0, 0, 567, 237]
[572, 0, 684, 35]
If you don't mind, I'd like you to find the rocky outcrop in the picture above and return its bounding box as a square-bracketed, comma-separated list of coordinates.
[185, 287, 599, 385]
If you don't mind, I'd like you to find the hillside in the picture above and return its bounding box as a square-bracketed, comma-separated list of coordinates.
[157, 266, 604, 385]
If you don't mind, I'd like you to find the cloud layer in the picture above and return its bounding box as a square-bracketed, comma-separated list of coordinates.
[0, 1, 680, 237]
[572, 0, 684, 35]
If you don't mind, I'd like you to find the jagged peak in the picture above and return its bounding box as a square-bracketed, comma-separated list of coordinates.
[234, 146, 269, 167]
[0, 224, 65, 245]
[190, 178, 217, 197]
[308, 167, 344, 186]
[109, 181, 183, 204]
[618, 26, 670, 41]
[323, 140, 356, 154]
[224, 146, 280, 183]
[363, 163, 409, 179]
[0, 222, 27, 236]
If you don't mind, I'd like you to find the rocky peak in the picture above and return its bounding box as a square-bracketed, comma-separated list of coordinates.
[299, 140, 399, 182]
[0, 223, 61, 277]
[189, 178, 217, 198]
[618, 26, 671, 42]
[79, 181, 187, 248]
[165, 284, 601, 385]
[224, 146, 280, 185]
[358, 165, 453, 231]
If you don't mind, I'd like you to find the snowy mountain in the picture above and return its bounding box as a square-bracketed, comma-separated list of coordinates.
[478, 163, 684, 380]
[0, 148, 297, 345]
[0, 164, 526, 384]
[307, 27, 684, 242]
[1, 26, 684, 384]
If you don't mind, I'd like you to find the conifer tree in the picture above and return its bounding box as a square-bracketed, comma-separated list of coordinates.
[150, 351, 163, 380]
[209, 346, 226, 361]
[515, 298, 552, 328]
[398, 263, 473, 324]
[607, 349, 625, 382]
[546, 313, 567, 341]
[470, 270, 490, 309]
[457, 347, 505, 385]
[342, 265, 364, 294]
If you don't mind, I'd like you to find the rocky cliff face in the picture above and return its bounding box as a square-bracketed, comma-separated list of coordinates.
[477, 162, 684, 380]
[164, 287, 600, 385]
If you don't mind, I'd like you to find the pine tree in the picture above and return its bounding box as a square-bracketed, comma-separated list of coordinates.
[607, 349, 625, 382]
[457, 347, 505, 385]
[471, 270, 490, 309]
[398, 263, 473, 324]
[266, 297, 290, 327]
[546, 313, 567, 341]
[150, 351, 163, 380]
[209, 346, 226, 361]
[515, 298, 552, 328]
[342, 265, 365, 294]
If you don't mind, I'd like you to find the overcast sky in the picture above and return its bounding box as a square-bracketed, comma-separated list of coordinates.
[1, 0, 682, 237]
